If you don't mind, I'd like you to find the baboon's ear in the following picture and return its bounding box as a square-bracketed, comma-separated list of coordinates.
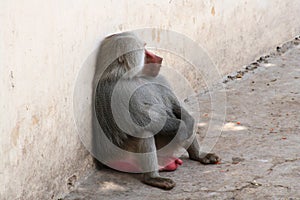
[118, 55, 125, 64]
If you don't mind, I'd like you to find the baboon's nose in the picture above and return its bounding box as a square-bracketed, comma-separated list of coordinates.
[145, 49, 163, 64]
[156, 55, 163, 64]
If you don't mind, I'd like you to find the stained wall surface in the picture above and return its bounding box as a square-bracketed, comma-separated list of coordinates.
[1, 0, 299, 199]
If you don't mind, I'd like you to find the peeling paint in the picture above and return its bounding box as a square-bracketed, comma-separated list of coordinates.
[32, 115, 39, 125]
[47, 104, 57, 116]
[211, 6, 215, 16]
[156, 29, 160, 43]
[10, 71, 14, 79]
[10, 71, 15, 89]
[152, 28, 156, 41]
[11, 121, 21, 147]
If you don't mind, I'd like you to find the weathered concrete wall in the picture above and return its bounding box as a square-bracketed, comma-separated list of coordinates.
[1, 0, 299, 199]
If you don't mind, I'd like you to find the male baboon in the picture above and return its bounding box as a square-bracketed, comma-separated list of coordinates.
[94, 32, 219, 190]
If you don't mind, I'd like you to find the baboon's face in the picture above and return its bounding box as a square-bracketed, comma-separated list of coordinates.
[142, 49, 163, 77]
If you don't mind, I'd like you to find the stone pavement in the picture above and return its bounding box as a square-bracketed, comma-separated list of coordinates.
[62, 37, 300, 200]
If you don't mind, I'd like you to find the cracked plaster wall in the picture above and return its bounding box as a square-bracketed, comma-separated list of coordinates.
[0, 0, 300, 199]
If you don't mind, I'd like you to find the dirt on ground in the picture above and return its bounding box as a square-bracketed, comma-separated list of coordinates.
[62, 37, 300, 200]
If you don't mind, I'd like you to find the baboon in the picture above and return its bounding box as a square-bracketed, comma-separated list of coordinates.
[94, 31, 219, 190]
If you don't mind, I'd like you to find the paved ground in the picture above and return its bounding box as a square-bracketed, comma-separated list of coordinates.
[62, 37, 300, 200]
